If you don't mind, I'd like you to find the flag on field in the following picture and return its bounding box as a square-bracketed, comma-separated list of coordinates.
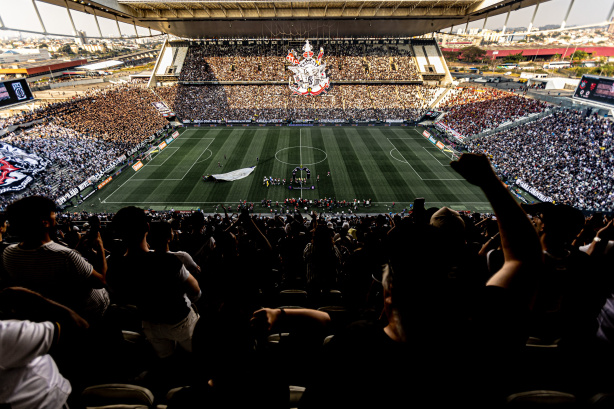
[207, 166, 256, 182]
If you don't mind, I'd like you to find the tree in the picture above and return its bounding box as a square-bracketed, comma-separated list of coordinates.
[553, 54, 562, 61]
[459, 46, 487, 63]
[59, 44, 74, 55]
[442, 50, 461, 61]
[38, 43, 48, 49]
[503, 52, 524, 63]
[571, 50, 589, 61]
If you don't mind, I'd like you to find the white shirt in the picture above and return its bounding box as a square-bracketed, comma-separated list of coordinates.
[0, 320, 71, 409]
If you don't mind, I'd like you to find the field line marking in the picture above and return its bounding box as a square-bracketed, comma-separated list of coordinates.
[371, 201, 491, 204]
[103, 130, 198, 202]
[413, 128, 426, 138]
[422, 147, 451, 167]
[386, 138, 423, 180]
[102, 200, 492, 205]
[102, 201, 250, 204]
[148, 147, 179, 167]
[103, 166, 145, 203]
[181, 138, 216, 180]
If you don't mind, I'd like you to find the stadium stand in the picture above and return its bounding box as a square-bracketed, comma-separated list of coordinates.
[436, 86, 549, 137]
[4, 0, 614, 405]
[468, 109, 614, 212]
[0, 84, 167, 208]
[2, 152, 614, 407]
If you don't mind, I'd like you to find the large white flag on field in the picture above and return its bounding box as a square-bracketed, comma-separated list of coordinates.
[208, 166, 256, 182]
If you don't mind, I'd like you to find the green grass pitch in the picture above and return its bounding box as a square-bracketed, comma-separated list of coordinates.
[81, 126, 492, 214]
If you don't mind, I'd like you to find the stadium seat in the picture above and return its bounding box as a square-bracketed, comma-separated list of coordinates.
[588, 392, 614, 407]
[81, 384, 155, 409]
[505, 390, 578, 407]
[289, 385, 306, 409]
[317, 305, 350, 334]
[278, 289, 308, 307]
[317, 289, 343, 307]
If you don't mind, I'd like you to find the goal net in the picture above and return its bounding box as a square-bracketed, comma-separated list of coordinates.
[142, 146, 159, 163]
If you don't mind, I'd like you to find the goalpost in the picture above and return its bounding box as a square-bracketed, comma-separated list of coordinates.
[142, 146, 159, 163]
[441, 144, 462, 161]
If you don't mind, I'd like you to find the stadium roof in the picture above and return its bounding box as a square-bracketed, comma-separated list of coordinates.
[76, 60, 124, 71]
[0, 59, 87, 75]
[38, 0, 550, 38]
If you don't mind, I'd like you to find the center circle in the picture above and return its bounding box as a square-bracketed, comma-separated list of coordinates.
[275, 146, 328, 166]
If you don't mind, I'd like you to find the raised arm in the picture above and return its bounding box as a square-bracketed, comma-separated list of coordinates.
[450, 154, 542, 297]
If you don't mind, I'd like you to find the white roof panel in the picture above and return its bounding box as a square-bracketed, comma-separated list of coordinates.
[76, 60, 124, 71]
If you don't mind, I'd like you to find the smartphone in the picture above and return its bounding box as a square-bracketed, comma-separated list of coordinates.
[414, 198, 425, 211]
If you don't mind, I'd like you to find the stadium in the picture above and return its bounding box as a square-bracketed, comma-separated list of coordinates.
[1, 0, 614, 408]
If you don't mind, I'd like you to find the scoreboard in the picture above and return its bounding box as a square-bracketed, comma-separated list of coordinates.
[0, 79, 35, 109]
[573, 75, 614, 107]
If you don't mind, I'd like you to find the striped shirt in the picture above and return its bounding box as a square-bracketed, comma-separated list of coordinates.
[3, 242, 109, 320]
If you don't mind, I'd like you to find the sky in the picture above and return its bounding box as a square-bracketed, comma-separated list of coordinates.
[0, 0, 613, 39]
[453, 0, 614, 32]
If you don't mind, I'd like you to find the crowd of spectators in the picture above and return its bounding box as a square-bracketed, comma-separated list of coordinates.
[2, 153, 614, 409]
[437, 86, 550, 137]
[3, 123, 125, 200]
[0, 84, 168, 206]
[156, 83, 441, 122]
[179, 42, 422, 83]
[468, 109, 614, 211]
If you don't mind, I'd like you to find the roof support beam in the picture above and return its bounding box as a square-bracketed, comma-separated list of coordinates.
[391, 1, 403, 15]
[219, 3, 228, 17]
[373, 1, 385, 16]
[64, 0, 78, 37]
[560, 0, 575, 30]
[407, 0, 423, 15]
[501, 9, 510, 34]
[91, 7, 103, 38]
[357, 1, 367, 16]
[194, 3, 212, 18]
[31, 0, 47, 35]
[237, 4, 245, 18]
[340, 1, 348, 17]
[115, 14, 122, 37]
[180, 3, 195, 17]
[161, 2, 178, 17]
[527, 1, 541, 33]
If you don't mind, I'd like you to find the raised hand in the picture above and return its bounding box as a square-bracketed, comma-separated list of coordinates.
[450, 153, 500, 188]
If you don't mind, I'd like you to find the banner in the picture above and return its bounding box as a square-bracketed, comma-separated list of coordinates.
[515, 179, 553, 203]
[159, 141, 167, 151]
[204, 166, 256, 182]
[152, 101, 171, 114]
[172, 131, 179, 138]
[436, 141, 445, 150]
[435, 122, 465, 142]
[423, 130, 431, 138]
[132, 161, 144, 172]
[0, 142, 48, 195]
[97, 176, 113, 190]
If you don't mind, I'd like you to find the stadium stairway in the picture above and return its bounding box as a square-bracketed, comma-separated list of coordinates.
[430, 87, 452, 109]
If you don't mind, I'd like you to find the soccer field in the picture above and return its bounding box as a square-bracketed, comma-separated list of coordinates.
[84, 126, 492, 214]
